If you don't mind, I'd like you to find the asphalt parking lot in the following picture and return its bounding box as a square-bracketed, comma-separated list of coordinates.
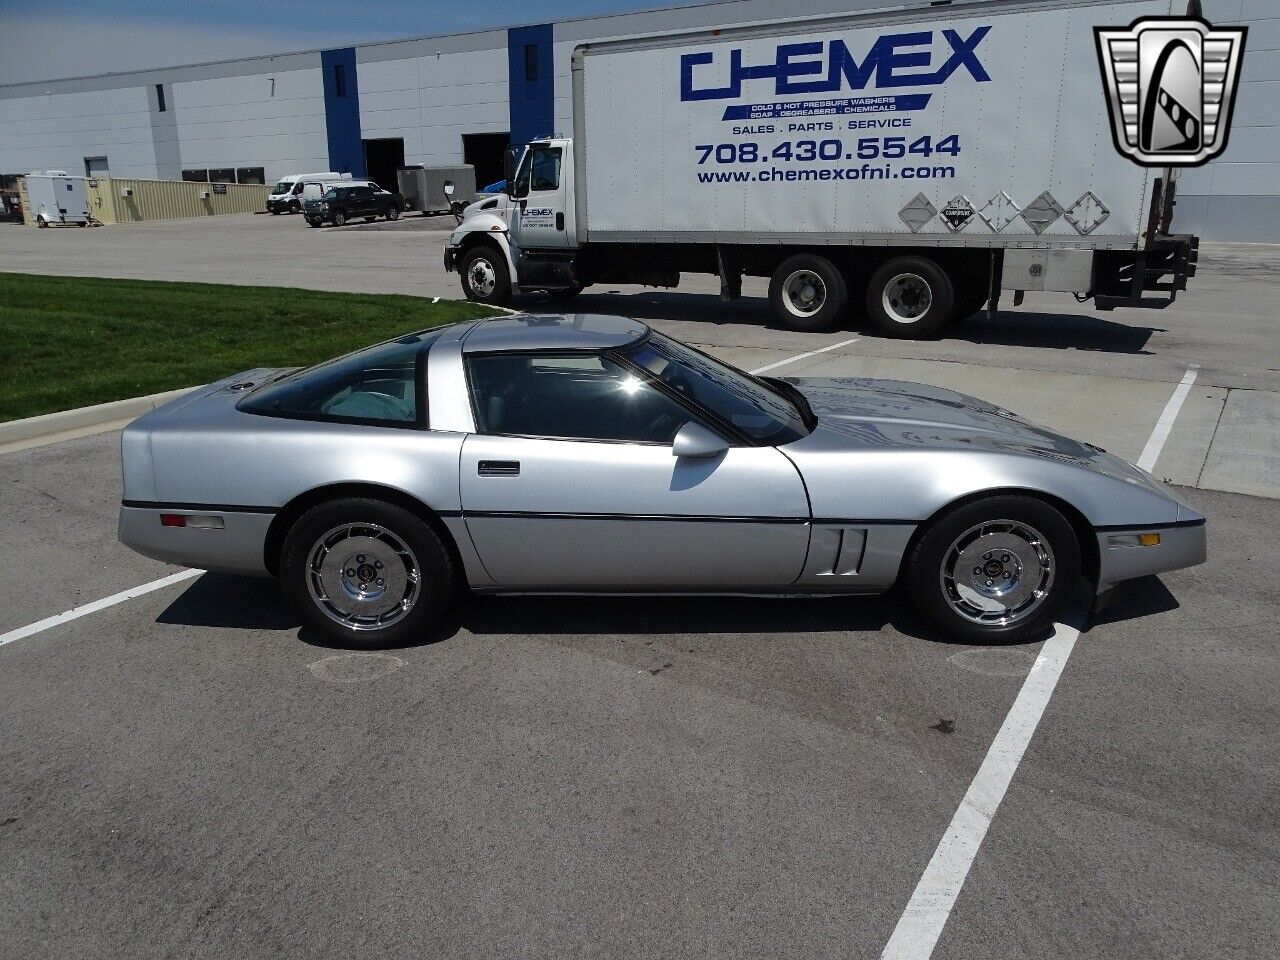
[2, 214, 1278, 958]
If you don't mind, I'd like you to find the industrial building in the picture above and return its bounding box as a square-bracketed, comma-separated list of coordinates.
[0, 0, 1274, 240]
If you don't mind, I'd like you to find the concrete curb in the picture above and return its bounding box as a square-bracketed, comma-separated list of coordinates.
[0, 386, 203, 448]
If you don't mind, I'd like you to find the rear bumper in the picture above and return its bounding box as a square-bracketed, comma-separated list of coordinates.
[1094, 516, 1206, 591]
[118, 504, 274, 576]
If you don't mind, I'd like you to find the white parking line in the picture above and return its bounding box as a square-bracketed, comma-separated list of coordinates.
[750, 337, 860, 374]
[1137, 365, 1200, 472]
[0, 569, 201, 650]
[880, 613, 1084, 960]
[882, 363, 1205, 959]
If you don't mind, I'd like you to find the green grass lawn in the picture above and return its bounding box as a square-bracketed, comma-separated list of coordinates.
[0, 273, 494, 422]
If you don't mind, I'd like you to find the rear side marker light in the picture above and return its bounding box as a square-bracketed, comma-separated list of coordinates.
[160, 514, 224, 529]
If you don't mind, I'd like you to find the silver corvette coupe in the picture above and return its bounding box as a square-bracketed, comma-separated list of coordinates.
[119, 313, 1205, 646]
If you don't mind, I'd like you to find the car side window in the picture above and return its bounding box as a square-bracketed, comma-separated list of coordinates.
[466, 352, 708, 444]
[240, 336, 425, 426]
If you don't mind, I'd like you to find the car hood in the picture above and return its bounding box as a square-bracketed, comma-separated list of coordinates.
[784, 376, 1163, 490]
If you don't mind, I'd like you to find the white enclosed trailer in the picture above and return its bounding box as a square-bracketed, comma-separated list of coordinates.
[446, 0, 1201, 336]
[25, 171, 91, 227]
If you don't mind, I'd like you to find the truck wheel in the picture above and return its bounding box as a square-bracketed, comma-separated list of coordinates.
[459, 246, 512, 306]
[866, 256, 955, 338]
[768, 255, 847, 331]
[333, 210, 347, 226]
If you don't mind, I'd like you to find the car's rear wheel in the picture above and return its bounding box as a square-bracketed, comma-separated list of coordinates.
[386, 205, 400, 221]
[332, 210, 346, 226]
[905, 495, 1080, 643]
[281, 498, 455, 648]
[459, 245, 512, 306]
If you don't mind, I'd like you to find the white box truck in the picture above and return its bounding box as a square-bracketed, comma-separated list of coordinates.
[445, 0, 1203, 337]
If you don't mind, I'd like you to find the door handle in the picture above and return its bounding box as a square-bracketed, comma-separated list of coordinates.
[555, 212, 564, 230]
[478, 460, 520, 477]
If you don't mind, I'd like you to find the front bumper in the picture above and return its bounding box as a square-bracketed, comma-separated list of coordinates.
[267, 198, 295, 213]
[118, 504, 274, 576]
[443, 245, 458, 273]
[1094, 514, 1206, 591]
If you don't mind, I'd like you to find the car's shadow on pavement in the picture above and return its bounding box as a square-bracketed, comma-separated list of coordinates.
[151, 572, 1178, 652]
[518, 292, 1162, 355]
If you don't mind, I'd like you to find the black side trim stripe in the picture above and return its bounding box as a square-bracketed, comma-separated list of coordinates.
[463, 510, 916, 525]
[122, 500, 279, 515]
[1094, 518, 1206, 532]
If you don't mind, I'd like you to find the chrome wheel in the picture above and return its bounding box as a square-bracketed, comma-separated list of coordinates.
[306, 522, 421, 631]
[781, 269, 828, 318]
[940, 520, 1055, 626]
[468, 257, 497, 298]
[882, 273, 932, 323]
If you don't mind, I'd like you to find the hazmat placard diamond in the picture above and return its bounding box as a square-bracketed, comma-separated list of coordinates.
[899, 194, 937, 233]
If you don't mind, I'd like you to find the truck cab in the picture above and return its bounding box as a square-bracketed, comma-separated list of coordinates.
[445, 139, 582, 305]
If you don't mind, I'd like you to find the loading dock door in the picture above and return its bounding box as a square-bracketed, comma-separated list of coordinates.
[84, 156, 109, 178]
[362, 138, 404, 193]
[462, 133, 510, 189]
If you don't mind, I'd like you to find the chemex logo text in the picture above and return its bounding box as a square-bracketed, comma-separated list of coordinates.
[1095, 15, 1246, 167]
[680, 28, 991, 102]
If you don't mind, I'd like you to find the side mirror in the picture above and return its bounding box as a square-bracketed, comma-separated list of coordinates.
[443, 181, 455, 197]
[672, 422, 729, 459]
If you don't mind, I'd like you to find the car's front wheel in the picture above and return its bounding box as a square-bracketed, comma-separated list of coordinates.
[386, 205, 400, 221]
[904, 495, 1081, 643]
[332, 210, 346, 226]
[280, 498, 455, 648]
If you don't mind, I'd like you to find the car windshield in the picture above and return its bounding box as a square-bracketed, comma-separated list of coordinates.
[619, 332, 810, 444]
[271, 181, 292, 195]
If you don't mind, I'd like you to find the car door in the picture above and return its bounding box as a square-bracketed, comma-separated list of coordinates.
[509, 144, 570, 251]
[458, 351, 810, 590]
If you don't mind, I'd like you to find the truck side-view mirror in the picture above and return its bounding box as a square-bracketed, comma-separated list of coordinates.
[672, 422, 729, 459]
[443, 181, 455, 197]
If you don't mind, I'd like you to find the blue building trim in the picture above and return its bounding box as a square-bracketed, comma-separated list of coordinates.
[508, 24, 554, 147]
[321, 47, 364, 176]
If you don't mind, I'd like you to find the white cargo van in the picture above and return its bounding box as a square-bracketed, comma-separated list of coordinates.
[267, 172, 350, 214]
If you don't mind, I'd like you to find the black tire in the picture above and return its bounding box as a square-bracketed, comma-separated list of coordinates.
[866, 256, 955, 339]
[952, 284, 989, 322]
[386, 205, 400, 221]
[271, 209, 281, 216]
[280, 498, 455, 649]
[768, 254, 847, 331]
[306, 218, 320, 228]
[905, 495, 1081, 644]
[332, 210, 347, 227]
[288, 200, 301, 214]
[459, 245, 512, 306]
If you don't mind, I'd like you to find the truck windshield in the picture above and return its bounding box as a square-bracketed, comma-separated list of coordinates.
[270, 181, 292, 195]
[618, 332, 810, 445]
